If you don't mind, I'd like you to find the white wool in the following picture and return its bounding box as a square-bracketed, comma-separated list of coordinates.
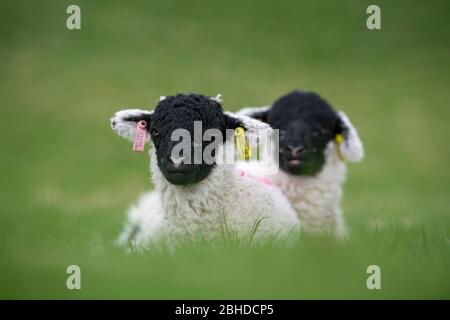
[238, 143, 347, 237]
[117, 146, 300, 249]
[115, 191, 164, 249]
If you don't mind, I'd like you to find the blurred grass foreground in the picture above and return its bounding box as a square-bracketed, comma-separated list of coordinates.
[0, 0, 449, 298]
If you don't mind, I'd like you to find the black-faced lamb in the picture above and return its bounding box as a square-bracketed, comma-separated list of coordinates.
[111, 93, 300, 249]
[238, 90, 364, 238]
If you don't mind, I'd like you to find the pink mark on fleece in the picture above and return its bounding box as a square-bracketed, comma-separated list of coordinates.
[133, 120, 147, 152]
[239, 170, 273, 187]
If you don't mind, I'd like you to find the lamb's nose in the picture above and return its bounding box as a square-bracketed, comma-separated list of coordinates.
[169, 156, 186, 167]
[286, 145, 305, 156]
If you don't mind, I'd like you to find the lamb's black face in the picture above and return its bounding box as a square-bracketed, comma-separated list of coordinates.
[278, 119, 333, 175]
[150, 94, 227, 186]
[266, 91, 344, 176]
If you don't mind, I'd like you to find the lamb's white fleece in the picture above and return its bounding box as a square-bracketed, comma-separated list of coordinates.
[237, 143, 345, 236]
[117, 147, 300, 249]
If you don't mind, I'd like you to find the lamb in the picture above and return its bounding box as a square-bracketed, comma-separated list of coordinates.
[110, 93, 300, 250]
[237, 90, 364, 238]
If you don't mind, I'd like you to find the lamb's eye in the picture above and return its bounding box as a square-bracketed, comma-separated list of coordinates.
[150, 129, 160, 137]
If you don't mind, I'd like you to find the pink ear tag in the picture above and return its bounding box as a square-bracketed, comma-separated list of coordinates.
[133, 120, 147, 152]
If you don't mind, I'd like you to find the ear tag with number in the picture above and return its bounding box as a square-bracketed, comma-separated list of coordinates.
[133, 120, 147, 152]
[235, 127, 251, 160]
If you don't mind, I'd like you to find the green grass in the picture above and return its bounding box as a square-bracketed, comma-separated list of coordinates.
[0, 0, 449, 299]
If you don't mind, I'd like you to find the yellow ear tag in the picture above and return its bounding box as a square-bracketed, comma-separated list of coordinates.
[235, 127, 251, 160]
[335, 133, 346, 162]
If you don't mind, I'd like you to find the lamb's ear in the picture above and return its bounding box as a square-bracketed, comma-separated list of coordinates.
[224, 111, 271, 132]
[110, 109, 153, 142]
[335, 111, 364, 162]
[223, 111, 272, 146]
[236, 106, 270, 123]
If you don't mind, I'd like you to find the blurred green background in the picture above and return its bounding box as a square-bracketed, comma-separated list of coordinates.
[0, 0, 449, 299]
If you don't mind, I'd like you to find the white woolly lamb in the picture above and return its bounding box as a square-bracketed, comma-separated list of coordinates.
[111, 93, 300, 250]
[238, 90, 364, 238]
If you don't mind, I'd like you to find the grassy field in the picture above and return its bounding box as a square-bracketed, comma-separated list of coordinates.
[0, 0, 449, 299]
